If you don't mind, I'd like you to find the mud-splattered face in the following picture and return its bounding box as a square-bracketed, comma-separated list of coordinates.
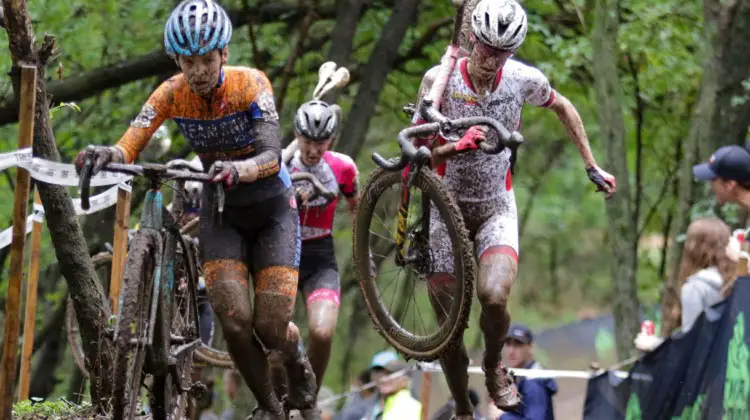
[469, 34, 514, 78]
[298, 134, 332, 166]
[177, 48, 228, 97]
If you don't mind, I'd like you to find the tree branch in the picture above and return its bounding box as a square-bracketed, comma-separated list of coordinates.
[275, 3, 316, 115]
[0, 3, 338, 126]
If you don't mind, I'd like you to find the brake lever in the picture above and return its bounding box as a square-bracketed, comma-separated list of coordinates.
[78, 146, 96, 210]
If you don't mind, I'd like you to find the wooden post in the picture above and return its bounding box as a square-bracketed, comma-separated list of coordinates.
[18, 191, 43, 401]
[109, 183, 131, 314]
[0, 65, 37, 417]
[419, 371, 432, 420]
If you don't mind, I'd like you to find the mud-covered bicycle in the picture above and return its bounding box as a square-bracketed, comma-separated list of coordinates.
[78, 149, 222, 419]
[352, 100, 524, 361]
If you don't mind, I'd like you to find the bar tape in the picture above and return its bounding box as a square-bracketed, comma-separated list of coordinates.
[0, 184, 127, 250]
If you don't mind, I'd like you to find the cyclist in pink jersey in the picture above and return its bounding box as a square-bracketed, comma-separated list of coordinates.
[285, 100, 359, 391]
[411, 0, 616, 417]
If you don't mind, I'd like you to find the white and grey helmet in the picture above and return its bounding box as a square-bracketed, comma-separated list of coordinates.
[294, 100, 338, 141]
[471, 0, 527, 51]
[164, 0, 233, 59]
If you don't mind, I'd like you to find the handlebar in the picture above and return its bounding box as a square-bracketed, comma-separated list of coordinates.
[372, 113, 524, 171]
[77, 146, 221, 211]
[290, 172, 336, 201]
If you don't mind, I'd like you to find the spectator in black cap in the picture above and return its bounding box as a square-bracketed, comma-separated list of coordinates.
[490, 325, 557, 420]
[693, 145, 750, 209]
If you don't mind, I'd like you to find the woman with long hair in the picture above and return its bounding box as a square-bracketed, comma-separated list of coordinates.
[677, 217, 736, 332]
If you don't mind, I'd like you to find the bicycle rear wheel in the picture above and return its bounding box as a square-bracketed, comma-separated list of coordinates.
[111, 230, 160, 419]
[353, 166, 474, 361]
[66, 252, 114, 378]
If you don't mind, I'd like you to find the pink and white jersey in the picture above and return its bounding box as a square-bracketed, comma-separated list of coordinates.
[413, 57, 554, 203]
[288, 150, 359, 241]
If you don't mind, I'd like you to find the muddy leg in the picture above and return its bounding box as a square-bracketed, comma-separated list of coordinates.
[428, 273, 473, 415]
[204, 260, 284, 415]
[305, 295, 339, 392]
[476, 247, 520, 410]
[253, 266, 318, 411]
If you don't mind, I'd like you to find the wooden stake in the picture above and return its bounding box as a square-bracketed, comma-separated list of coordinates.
[109, 183, 131, 314]
[18, 191, 43, 401]
[420, 371, 432, 420]
[0, 65, 37, 416]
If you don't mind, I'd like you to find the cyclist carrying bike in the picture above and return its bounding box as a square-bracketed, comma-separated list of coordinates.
[74, 1, 318, 418]
[284, 100, 359, 391]
[411, 0, 616, 416]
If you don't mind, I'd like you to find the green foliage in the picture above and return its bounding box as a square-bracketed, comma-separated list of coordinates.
[12, 399, 92, 418]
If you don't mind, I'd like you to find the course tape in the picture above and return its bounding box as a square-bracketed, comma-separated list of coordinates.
[0, 184, 125, 250]
[0, 148, 132, 186]
[417, 361, 650, 381]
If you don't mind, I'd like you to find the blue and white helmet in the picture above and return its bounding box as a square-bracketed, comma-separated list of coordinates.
[164, 0, 233, 58]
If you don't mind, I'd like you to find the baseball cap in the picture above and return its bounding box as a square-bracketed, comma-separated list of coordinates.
[693, 145, 750, 183]
[506, 324, 534, 345]
[369, 350, 407, 373]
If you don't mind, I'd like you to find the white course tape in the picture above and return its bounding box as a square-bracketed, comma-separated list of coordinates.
[418, 362, 641, 380]
[0, 184, 124, 250]
[0, 215, 34, 250]
[18, 157, 132, 186]
[0, 148, 32, 171]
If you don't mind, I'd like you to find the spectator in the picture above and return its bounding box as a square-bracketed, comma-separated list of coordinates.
[220, 370, 242, 420]
[366, 351, 421, 420]
[430, 388, 482, 420]
[693, 145, 750, 211]
[317, 386, 337, 420]
[334, 369, 376, 420]
[493, 325, 556, 420]
[677, 217, 736, 332]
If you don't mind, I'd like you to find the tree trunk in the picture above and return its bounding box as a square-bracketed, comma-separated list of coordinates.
[662, 0, 750, 336]
[319, 0, 367, 104]
[591, 0, 640, 360]
[336, 0, 422, 158]
[2, 0, 114, 409]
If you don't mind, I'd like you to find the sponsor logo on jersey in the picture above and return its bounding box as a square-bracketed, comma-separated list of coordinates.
[452, 91, 479, 105]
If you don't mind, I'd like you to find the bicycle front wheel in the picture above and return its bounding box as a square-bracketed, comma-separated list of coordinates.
[111, 230, 160, 419]
[353, 166, 474, 361]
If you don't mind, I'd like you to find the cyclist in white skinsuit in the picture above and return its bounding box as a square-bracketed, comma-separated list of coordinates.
[411, 1, 616, 418]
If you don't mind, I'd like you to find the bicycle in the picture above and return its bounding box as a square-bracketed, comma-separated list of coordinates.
[165, 171, 337, 372]
[352, 100, 524, 361]
[78, 149, 222, 419]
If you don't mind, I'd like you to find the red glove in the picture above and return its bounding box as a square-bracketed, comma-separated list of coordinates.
[454, 126, 487, 152]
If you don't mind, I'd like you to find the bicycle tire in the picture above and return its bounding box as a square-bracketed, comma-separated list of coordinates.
[194, 344, 234, 369]
[65, 252, 114, 378]
[151, 233, 201, 420]
[111, 230, 160, 419]
[353, 166, 474, 361]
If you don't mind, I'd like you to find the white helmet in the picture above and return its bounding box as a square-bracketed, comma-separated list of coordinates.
[471, 0, 527, 51]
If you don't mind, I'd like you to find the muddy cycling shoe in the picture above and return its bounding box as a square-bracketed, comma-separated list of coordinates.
[484, 360, 522, 411]
[296, 407, 322, 420]
[246, 407, 288, 420]
[284, 356, 318, 412]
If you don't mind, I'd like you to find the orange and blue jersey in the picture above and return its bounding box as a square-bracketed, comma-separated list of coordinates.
[115, 66, 290, 205]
